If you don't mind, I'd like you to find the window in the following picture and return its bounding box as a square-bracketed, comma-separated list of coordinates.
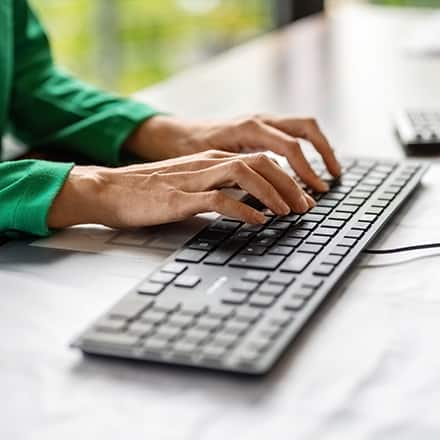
[31, 0, 273, 94]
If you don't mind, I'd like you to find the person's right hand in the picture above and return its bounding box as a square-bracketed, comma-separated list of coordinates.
[48, 150, 320, 229]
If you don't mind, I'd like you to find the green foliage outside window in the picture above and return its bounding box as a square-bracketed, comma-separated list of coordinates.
[31, 0, 271, 94]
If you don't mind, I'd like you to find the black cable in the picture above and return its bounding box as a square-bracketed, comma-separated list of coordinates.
[363, 243, 440, 255]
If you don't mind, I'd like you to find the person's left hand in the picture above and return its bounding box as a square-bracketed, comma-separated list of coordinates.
[124, 114, 341, 192]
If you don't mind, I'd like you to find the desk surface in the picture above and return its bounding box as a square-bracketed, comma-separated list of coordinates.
[2, 5, 440, 439]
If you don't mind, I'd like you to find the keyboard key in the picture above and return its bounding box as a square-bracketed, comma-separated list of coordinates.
[141, 309, 168, 325]
[287, 229, 310, 239]
[281, 253, 314, 273]
[277, 237, 303, 247]
[235, 307, 262, 323]
[223, 320, 250, 335]
[197, 316, 224, 331]
[186, 328, 211, 344]
[229, 254, 285, 270]
[258, 282, 285, 297]
[109, 298, 153, 320]
[152, 298, 181, 313]
[268, 273, 295, 285]
[350, 191, 370, 200]
[155, 326, 181, 341]
[175, 249, 208, 263]
[233, 230, 255, 240]
[204, 239, 247, 265]
[306, 235, 331, 245]
[150, 272, 176, 284]
[242, 270, 268, 283]
[302, 276, 323, 289]
[127, 322, 154, 337]
[240, 223, 265, 233]
[323, 192, 345, 201]
[309, 206, 332, 215]
[378, 193, 394, 201]
[329, 212, 352, 221]
[173, 340, 198, 355]
[358, 214, 378, 223]
[210, 219, 242, 233]
[249, 294, 276, 308]
[268, 245, 294, 256]
[318, 198, 339, 207]
[241, 245, 267, 256]
[336, 204, 360, 213]
[314, 227, 338, 237]
[302, 213, 325, 223]
[351, 222, 370, 231]
[322, 219, 345, 229]
[180, 303, 207, 316]
[167, 314, 194, 328]
[144, 337, 169, 353]
[269, 310, 294, 327]
[207, 304, 236, 319]
[83, 332, 140, 348]
[188, 240, 216, 251]
[330, 246, 351, 257]
[322, 254, 343, 265]
[292, 286, 315, 300]
[343, 198, 364, 206]
[297, 243, 323, 254]
[202, 345, 227, 360]
[222, 292, 248, 305]
[95, 319, 126, 333]
[211, 332, 239, 348]
[174, 274, 201, 288]
[284, 297, 306, 311]
[231, 280, 259, 293]
[296, 221, 318, 231]
[138, 281, 164, 296]
[345, 229, 364, 239]
[268, 220, 291, 230]
[372, 199, 390, 208]
[313, 264, 335, 276]
[161, 262, 187, 274]
[365, 206, 384, 215]
[251, 236, 277, 247]
[338, 237, 358, 248]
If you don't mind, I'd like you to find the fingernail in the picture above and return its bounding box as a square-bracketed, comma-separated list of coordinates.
[299, 196, 309, 212]
[320, 182, 330, 192]
[255, 213, 267, 224]
[279, 202, 290, 216]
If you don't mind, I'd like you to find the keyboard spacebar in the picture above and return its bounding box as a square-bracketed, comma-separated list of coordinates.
[229, 254, 285, 270]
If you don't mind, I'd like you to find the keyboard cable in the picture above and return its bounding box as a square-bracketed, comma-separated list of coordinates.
[364, 243, 440, 254]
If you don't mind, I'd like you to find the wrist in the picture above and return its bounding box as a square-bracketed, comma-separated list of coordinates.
[123, 115, 202, 161]
[47, 165, 107, 228]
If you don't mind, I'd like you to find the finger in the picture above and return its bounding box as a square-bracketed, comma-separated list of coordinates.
[186, 190, 266, 224]
[233, 119, 329, 192]
[169, 160, 291, 216]
[263, 116, 342, 178]
[244, 153, 312, 213]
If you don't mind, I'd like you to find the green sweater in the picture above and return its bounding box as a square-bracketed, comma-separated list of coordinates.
[0, 0, 158, 236]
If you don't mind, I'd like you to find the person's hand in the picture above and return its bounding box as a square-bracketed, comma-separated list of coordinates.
[124, 114, 341, 192]
[48, 150, 318, 229]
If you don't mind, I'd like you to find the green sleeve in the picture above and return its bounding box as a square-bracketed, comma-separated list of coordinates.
[0, 160, 73, 237]
[8, 0, 159, 166]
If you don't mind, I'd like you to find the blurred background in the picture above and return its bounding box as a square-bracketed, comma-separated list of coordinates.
[31, 0, 440, 95]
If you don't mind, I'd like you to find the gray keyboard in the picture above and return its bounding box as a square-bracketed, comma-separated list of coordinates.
[72, 157, 427, 375]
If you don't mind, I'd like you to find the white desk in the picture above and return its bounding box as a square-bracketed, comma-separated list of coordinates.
[2, 5, 440, 439]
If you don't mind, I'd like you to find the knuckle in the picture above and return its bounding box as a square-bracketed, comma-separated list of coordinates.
[240, 116, 260, 131]
[205, 149, 225, 159]
[252, 152, 270, 167]
[229, 158, 247, 175]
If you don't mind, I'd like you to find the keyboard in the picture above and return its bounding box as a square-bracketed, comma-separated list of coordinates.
[72, 157, 427, 375]
[395, 110, 440, 153]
